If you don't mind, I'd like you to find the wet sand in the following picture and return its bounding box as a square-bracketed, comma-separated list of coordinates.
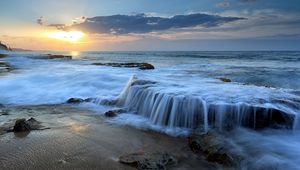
[0, 105, 216, 170]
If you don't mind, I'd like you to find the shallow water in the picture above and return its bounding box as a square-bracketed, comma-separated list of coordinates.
[0, 51, 300, 169]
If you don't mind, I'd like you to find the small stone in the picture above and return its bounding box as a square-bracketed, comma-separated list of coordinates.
[218, 77, 231, 83]
[66, 98, 84, 103]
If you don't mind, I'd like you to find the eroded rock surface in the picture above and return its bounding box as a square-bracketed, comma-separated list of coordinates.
[119, 152, 177, 170]
[188, 131, 243, 167]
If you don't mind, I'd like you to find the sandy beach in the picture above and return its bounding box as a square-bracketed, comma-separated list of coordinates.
[0, 104, 216, 170]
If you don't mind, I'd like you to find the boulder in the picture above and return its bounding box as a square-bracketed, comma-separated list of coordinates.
[188, 131, 243, 167]
[92, 62, 155, 70]
[119, 152, 177, 170]
[13, 118, 43, 132]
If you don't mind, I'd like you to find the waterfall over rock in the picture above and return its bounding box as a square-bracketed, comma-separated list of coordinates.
[115, 77, 299, 131]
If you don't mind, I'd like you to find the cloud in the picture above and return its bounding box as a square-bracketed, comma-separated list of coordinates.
[240, 0, 257, 2]
[216, 1, 230, 8]
[47, 24, 66, 30]
[65, 13, 244, 34]
[37, 16, 44, 26]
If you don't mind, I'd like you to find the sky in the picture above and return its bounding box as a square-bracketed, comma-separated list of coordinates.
[0, 0, 300, 51]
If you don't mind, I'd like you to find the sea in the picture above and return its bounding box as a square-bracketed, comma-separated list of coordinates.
[0, 51, 300, 169]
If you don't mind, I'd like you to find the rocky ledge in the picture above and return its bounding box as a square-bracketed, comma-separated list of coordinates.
[92, 62, 155, 70]
[33, 54, 72, 60]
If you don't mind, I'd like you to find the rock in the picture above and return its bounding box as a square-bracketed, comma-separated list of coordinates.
[0, 41, 10, 51]
[119, 152, 177, 170]
[104, 109, 127, 117]
[66, 98, 84, 103]
[139, 63, 155, 70]
[188, 131, 243, 167]
[13, 119, 31, 132]
[104, 111, 117, 117]
[0, 61, 12, 73]
[0, 110, 9, 115]
[13, 118, 43, 132]
[92, 62, 155, 70]
[218, 77, 231, 83]
[34, 54, 72, 60]
[0, 54, 7, 58]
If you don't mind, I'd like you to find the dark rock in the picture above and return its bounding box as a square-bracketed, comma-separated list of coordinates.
[119, 152, 177, 170]
[104, 109, 127, 117]
[0, 110, 9, 115]
[13, 118, 43, 132]
[218, 77, 231, 83]
[0, 42, 10, 51]
[104, 111, 117, 117]
[92, 62, 155, 70]
[13, 119, 31, 132]
[0, 54, 8, 58]
[34, 54, 72, 60]
[66, 98, 84, 103]
[0, 61, 12, 73]
[139, 63, 155, 70]
[188, 131, 243, 167]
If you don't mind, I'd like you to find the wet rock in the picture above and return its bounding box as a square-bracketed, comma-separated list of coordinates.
[105, 109, 127, 117]
[66, 98, 84, 103]
[188, 131, 243, 167]
[92, 62, 155, 70]
[34, 54, 72, 60]
[0, 61, 12, 73]
[13, 118, 44, 132]
[0, 109, 9, 115]
[104, 111, 117, 117]
[119, 152, 177, 170]
[0, 54, 8, 58]
[0, 42, 10, 51]
[13, 119, 31, 132]
[218, 77, 231, 83]
[139, 63, 155, 70]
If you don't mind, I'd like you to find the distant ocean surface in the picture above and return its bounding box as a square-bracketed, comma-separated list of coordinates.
[1, 51, 300, 169]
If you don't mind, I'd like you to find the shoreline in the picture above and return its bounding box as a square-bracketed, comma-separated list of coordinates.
[0, 104, 217, 170]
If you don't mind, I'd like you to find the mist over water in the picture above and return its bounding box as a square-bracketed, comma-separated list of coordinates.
[0, 51, 300, 169]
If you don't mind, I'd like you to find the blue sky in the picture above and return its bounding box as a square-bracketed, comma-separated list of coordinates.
[1, 0, 300, 51]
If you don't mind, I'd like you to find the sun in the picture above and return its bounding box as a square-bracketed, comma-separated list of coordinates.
[47, 31, 85, 43]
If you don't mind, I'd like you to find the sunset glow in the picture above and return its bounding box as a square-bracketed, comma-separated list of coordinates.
[47, 31, 84, 43]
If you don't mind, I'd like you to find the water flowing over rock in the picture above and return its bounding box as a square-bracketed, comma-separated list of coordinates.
[114, 77, 298, 132]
